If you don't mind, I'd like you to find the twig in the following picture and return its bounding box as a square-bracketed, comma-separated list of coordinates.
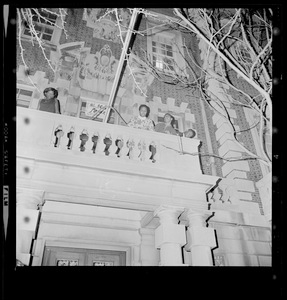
[217, 9, 241, 49]
[173, 8, 272, 126]
[249, 37, 272, 81]
[16, 9, 41, 92]
[161, 144, 270, 165]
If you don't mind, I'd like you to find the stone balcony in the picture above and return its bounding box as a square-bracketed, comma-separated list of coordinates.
[17, 107, 219, 212]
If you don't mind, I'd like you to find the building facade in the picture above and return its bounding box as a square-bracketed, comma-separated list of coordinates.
[16, 8, 272, 266]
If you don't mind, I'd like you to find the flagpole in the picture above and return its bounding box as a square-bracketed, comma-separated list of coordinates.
[102, 9, 139, 123]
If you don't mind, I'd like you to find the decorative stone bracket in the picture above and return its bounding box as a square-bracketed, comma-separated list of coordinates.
[207, 178, 239, 205]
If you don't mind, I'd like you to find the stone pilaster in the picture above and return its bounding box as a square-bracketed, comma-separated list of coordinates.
[139, 228, 159, 266]
[184, 209, 217, 266]
[154, 205, 187, 266]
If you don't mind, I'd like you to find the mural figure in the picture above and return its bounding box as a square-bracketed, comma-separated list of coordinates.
[76, 44, 118, 94]
[83, 8, 131, 43]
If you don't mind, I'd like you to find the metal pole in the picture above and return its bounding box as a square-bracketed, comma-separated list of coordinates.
[103, 9, 139, 123]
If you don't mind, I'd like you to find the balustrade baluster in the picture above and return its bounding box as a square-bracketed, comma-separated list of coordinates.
[48, 119, 169, 165]
[149, 141, 157, 163]
[126, 139, 135, 160]
[103, 134, 112, 156]
[91, 133, 99, 154]
[54, 125, 64, 148]
[67, 127, 75, 150]
[79, 129, 89, 152]
[115, 137, 124, 158]
[138, 140, 147, 161]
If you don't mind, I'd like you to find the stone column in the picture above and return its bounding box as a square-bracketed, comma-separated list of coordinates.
[184, 209, 217, 266]
[16, 188, 45, 266]
[154, 205, 187, 266]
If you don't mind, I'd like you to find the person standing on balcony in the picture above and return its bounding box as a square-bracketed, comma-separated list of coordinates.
[127, 104, 154, 131]
[38, 87, 61, 114]
[154, 113, 178, 135]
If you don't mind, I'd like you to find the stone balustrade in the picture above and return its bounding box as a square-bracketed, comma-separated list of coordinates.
[17, 107, 203, 177]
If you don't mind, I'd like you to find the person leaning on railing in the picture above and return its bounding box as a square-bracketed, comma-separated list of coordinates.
[154, 112, 196, 138]
[154, 113, 178, 135]
[38, 87, 61, 114]
[177, 128, 196, 138]
[127, 104, 154, 131]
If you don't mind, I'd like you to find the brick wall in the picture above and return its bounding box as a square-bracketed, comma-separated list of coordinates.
[228, 93, 265, 214]
[16, 40, 55, 83]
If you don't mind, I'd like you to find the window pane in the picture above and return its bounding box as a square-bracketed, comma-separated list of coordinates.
[38, 10, 57, 24]
[23, 21, 30, 29]
[19, 89, 33, 96]
[47, 13, 57, 23]
[40, 11, 51, 22]
[17, 99, 30, 108]
[166, 51, 173, 57]
[156, 60, 163, 69]
[42, 34, 52, 41]
[32, 15, 39, 22]
[161, 49, 166, 55]
[39, 18, 48, 24]
[44, 27, 53, 34]
[34, 24, 43, 31]
[166, 45, 172, 51]
[152, 56, 157, 64]
[40, 11, 49, 18]
[23, 29, 31, 36]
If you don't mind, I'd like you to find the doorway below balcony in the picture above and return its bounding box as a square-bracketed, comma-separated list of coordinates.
[42, 246, 126, 266]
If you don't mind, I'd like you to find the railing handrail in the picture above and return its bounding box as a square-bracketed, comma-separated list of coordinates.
[17, 106, 200, 147]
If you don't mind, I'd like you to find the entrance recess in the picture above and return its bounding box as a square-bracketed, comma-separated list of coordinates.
[42, 246, 126, 266]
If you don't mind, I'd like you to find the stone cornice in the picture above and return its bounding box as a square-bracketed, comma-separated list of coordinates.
[17, 187, 45, 209]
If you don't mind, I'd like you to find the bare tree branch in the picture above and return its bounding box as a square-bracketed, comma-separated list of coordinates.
[173, 8, 272, 126]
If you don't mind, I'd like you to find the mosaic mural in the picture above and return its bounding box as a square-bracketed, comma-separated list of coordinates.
[51, 42, 154, 97]
[83, 8, 131, 43]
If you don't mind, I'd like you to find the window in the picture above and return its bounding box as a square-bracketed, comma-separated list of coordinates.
[21, 9, 63, 45]
[23, 10, 57, 42]
[16, 87, 34, 108]
[151, 40, 175, 72]
[147, 20, 187, 77]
